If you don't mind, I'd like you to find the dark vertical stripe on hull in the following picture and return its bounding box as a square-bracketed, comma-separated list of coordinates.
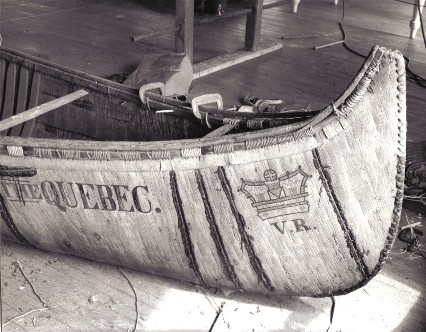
[312, 148, 370, 278]
[169, 170, 205, 284]
[216, 166, 275, 292]
[195, 170, 244, 291]
[0, 193, 34, 247]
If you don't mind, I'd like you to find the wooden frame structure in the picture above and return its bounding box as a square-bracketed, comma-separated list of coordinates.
[409, 0, 425, 39]
[174, 0, 289, 57]
[175, 0, 195, 62]
[292, 0, 338, 13]
[132, 0, 288, 77]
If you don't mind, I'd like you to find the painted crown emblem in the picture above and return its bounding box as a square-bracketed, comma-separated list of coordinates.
[240, 166, 310, 222]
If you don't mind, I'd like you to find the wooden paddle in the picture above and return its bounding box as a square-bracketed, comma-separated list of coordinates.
[0, 90, 88, 133]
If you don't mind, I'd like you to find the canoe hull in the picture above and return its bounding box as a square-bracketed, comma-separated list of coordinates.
[0, 46, 406, 296]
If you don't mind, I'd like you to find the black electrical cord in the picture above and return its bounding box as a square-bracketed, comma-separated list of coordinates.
[338, 0, 426, 88]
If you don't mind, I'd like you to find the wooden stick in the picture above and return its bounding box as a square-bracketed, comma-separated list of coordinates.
[281, 34, 319, 39]
[131, 25, 180, 42]
[401, 221, 422, 230]
[314, 40, 344, 50]
[202, 123, 236, 139]
[0, 90, 88, 132]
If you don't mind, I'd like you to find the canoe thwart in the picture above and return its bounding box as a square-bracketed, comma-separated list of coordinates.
[0, 90, 89, 133]
[191, 93, 223, 119]
[139, 82, 165, 104]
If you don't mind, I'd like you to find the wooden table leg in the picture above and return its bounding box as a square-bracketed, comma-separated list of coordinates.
[292, 0, 300, 13]
[175, 0, 194, 63]
[410, 0, 425, 39]
[292, 1, 337, 14]
[245, 0, 263, 51]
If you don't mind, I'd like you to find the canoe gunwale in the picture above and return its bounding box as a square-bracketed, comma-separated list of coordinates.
[0, 46, 139, 103]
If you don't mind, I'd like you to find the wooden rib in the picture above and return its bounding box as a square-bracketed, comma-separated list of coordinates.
[0, 59, 6, 118]
[169, 170, 205, 284]
[1, 62, 17, 135]
[194, 170, 243, 290]
[216, 166, 275, 292]
[10, 67, 30, 136]
[312, 148, 370, 278]
[21, 71, 40, 137]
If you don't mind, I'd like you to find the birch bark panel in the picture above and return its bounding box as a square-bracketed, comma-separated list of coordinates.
[173, 169, 238, 290]
[197, 166, 265, 292]
[1, 168, 195, 280]
[316, 55, 403, 273]
[223, 152, 362, 295]
[0, 124, 392, 296]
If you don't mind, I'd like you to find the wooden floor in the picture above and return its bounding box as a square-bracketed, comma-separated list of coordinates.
[1, 0, 426, 331]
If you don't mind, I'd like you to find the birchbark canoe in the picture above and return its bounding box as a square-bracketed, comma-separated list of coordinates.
[0, 45, 406, 297]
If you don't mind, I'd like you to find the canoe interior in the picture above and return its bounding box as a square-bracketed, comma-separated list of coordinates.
[0, 47, 210, 141]
[0, 45, 368, 143]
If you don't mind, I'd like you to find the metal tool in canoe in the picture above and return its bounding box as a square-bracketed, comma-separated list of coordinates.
[138, 82, 320, 130]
